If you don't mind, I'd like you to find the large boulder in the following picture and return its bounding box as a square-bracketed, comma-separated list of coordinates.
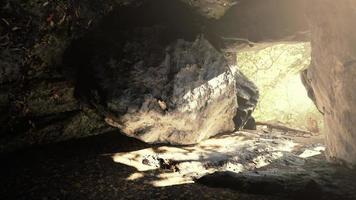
[70, 36, 258, 145]
[107, 38, 256, 144]
[104, 37, 244, 144]
[61, 1, 259, 145]
[0, 0, 259, 151]
[307, 0, 356, 165]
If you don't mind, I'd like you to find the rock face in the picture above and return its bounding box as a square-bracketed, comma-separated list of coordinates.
[0, 0, 123, 153]
[0, 0, 259, 152]
[306, 0, 356, 165]
[73, 36, 257, 145]
[234, 73, 259, 130]
[105, 38, 242, 144]
[60, 1, 259, 145]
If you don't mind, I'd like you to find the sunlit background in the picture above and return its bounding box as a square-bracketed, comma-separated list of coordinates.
[236, 42, 323, 132]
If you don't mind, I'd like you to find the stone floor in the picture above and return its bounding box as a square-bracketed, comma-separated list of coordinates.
[0, 127, 355, 200]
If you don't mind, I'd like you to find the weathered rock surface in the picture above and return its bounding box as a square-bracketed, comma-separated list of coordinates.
[1, 0, 322, 152]
[78, 36, 257, 145]
[0, 0, 133, 152]
[306, 0, 356, 165]
[60, 1, 259, 145]
[234, 72, 259, 130]
[0, 0, 239, 152]
[0, 80, 113, 153]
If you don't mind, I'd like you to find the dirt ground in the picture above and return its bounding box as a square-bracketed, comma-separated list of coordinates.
[0, 128, 356, 200]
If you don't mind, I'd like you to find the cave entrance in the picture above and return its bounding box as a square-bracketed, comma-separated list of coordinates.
[61, 2, 327, 191]
[110, 41, 328, 188]
[236, 42, 323, 134]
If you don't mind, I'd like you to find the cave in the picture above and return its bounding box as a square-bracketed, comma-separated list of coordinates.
[1, 0, 356, 199]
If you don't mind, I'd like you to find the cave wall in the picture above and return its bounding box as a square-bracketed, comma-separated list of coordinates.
[61, 1, 260, 145]
[3, 0, 356, 167]
[306, 0, 356, 165]
[0, 0, 241, 152]
[0, 0, 139, 152]
[0, 0, 308, 153]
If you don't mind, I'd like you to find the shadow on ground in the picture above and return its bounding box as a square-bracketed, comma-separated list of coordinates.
[0, 131, 278, 200]
[0, 130, 355, 200]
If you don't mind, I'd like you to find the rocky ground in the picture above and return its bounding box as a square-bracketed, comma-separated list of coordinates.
[0, 131, 280, 200]
[1, 127, 356, 200]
